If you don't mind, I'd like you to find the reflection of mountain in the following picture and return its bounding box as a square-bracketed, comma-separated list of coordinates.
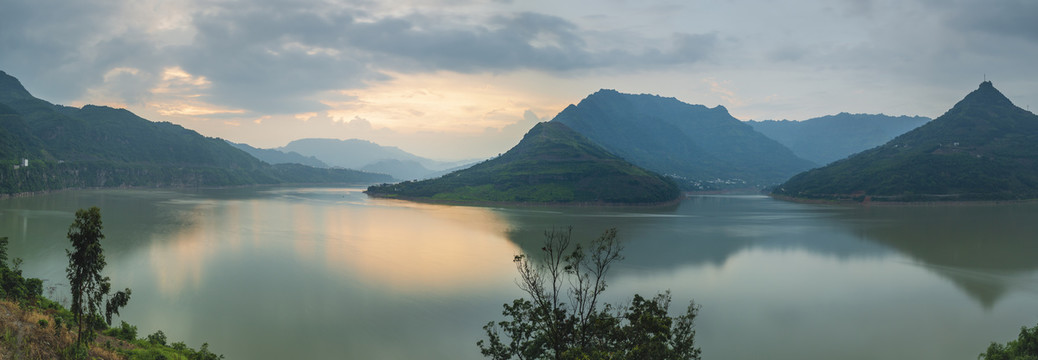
[834, 204, 1038, 308]
[494, 196, 888, 272]
[493, 196, 1038, 308]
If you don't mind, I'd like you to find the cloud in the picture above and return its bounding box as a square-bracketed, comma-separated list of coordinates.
[940, 1, 1038, 44]
[2, 0, 722, 116]
[4, 0, 1037, 148]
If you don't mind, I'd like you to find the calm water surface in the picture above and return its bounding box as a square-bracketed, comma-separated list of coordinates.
[0, 187, 1036, 359]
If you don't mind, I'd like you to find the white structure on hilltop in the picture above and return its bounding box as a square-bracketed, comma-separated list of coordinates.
[21, 158, 28, 167]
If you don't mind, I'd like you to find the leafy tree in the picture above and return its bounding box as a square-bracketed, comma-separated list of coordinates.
[0, 236, 43, 304]
[980, 322, 1038, 360]
[65, 206, 132, 351]
[478, 227, 701, 360]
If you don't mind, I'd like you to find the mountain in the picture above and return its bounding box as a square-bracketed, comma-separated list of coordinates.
[0, 70, 391, 194]
[360, 159, 430, 180]
[773, 81, 1038, 202]
[228, 141, 329, 168]
[748, 113, 931, 165]
[280, 138, 476, 180]
[551, 89, 814, 189]
[365, 122, 680, 205]
[0, 103, 42, 160]
[281, 138, 421, 169]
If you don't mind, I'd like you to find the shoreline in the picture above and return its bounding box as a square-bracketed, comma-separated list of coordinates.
[0, 182, 379, 200]
[363, 192, 685, 208]
[769, 193, 1038, 207]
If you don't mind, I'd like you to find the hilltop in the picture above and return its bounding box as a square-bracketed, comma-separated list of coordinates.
[774, 82, 1038, 202]
[365, 122, 680, 205]
[552, 89, 814, 189]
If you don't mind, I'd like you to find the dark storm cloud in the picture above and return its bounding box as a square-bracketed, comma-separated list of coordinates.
[0, 0, 146, 100]
[173, 1, 720, 113]
[942, 1, 1038, 44]
[348, 12, 596, 72]
[174, 4, 376, 113]
[1, 0, 721, 114]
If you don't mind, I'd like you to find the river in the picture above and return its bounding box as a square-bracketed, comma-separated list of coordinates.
[0, 187, 1036, 359]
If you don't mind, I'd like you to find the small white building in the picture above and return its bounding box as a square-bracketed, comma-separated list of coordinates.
[21, 158, 28, 167]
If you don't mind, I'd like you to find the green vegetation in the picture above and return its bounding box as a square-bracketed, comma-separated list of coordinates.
[552, 89, 814, 189]
[104, 324, 223, 360]
[366, 122, 681, 205]
[0, 236, 44, 306]
[748, 113, 930, 166]
[478, 228, 701, 360]
[66, 207, 132, 351]
[774, 82, 1038, 202]
[980, 322, 1038, 360]
[0, 207, 223, 359]
[0, 70, 391, 196]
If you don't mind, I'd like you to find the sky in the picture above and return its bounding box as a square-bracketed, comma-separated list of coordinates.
[2, 0, 1037, 160]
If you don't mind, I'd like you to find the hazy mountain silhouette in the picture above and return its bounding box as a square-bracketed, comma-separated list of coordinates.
[228, 141, 329, 168]
[279, 138, 474, 180]
[749, 113, 930, 165]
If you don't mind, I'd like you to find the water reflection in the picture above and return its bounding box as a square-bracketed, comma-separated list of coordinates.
[3, 188, 1037, 360]
[324, 198, 519, 292]
[495, 196, 886, 272]
[836, 204, 1038, 308]
[142, 189, 521, 296]
[494, 196, 1038, 308]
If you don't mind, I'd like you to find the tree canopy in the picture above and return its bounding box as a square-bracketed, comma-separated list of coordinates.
[478, 227, 701, 360]
[66, 206, 131, 353]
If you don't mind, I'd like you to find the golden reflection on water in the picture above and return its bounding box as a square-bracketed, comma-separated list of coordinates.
[148, 191, 520, 295]
[325, 199, 520, 292]
[148, 208, 213, 296]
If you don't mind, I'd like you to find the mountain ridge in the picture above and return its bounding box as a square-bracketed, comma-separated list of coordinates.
[365, 121, 681, 205]
[773, 81, 1038, 202]
[552, 89, 814, 189]
[748, 113, 931, 165]
[280, 137, 477, 180]
[0, 70, 391, 194]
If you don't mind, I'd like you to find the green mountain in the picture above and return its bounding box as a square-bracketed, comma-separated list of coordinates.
[748, 113, 931, 165]
[365, 122, 680, 205]
[0, 70, 391, 194]
[551, 90, 815, 189]
[773, 82, 1038, 202]
[0, 103, 42, 160]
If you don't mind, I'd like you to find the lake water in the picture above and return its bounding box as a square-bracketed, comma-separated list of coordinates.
[1, 187, 1036, 359]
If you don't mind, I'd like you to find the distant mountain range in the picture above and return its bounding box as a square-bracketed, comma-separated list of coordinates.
[774, 81, 1038, 202]
[552, 89, 815, 189]
[366, 122, 680, 205]
[748, 113, 931, 166]
[0, 70, 390, 194]
[228, 141, 329, 168]
[278, 138, 477, 180]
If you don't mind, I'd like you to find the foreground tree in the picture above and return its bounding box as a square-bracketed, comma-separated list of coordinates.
[0, 236, 43, 303]
[66, 206, 131, 352]
[980, 322, 1038, 360]
[479, 227, 701, 360]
